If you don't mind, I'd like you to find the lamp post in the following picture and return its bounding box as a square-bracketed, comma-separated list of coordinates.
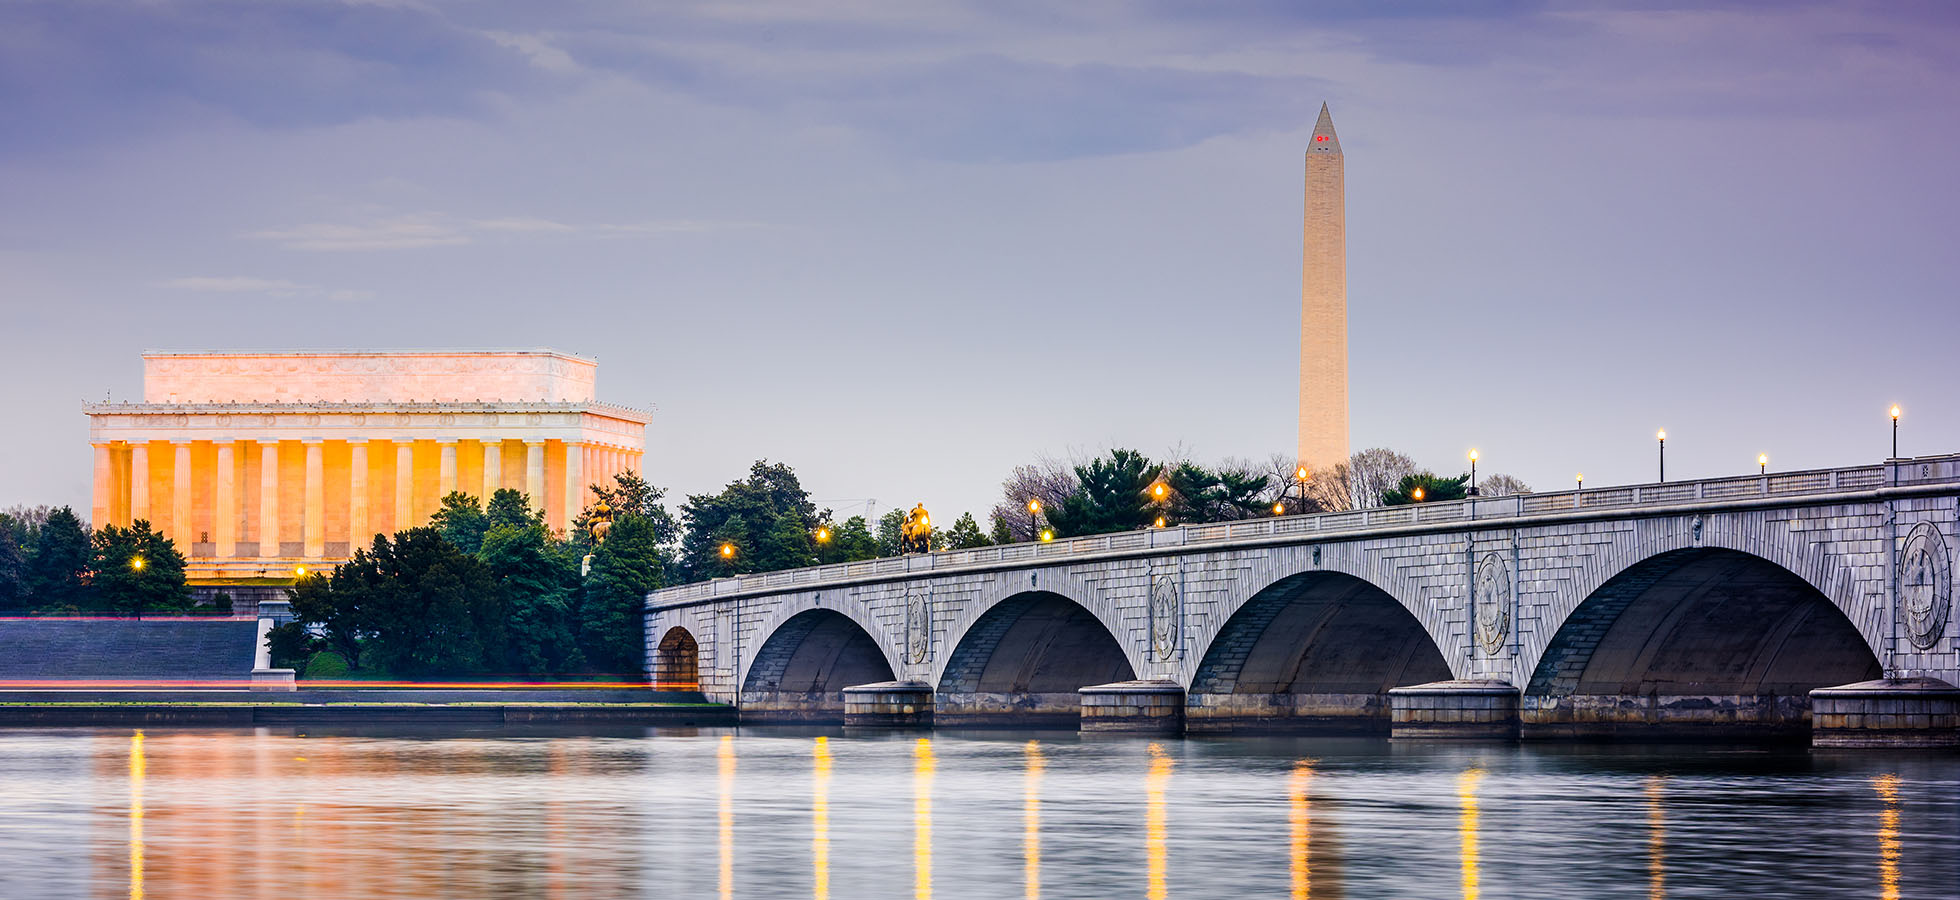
[1467, 449, 1479, 496]
[1412, 486, 1425, 503]
[1027, 498, 1044, 544]
[1759, 453, 1768, 475]
[719, 542, 736, 575]
[1891, 405, 1902, 458]
[1576, 472, 1583, 491]
[815, 525, 830, 564]
[1272, 501, 1286, 516]
[1293, 465, 1310, 514]
[1656, 429, 1666, 483]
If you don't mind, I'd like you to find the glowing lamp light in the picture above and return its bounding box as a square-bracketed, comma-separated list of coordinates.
[1154, 516, 1167, 529]
[1657, 429, 1666, 442]
[1027, 499, 1042, 515]
[719, 543, 735, 559]
[1151, 483, 1167, 499]
[1039, 529, 1054, 542]
[1891, 405, 1902, 421]
[1272, 502, 1285, 515]
[816, 527, 830, 543]
[131, 557, 145, 571]
[1413, 487, 1425, 502]
[1468, 449, 1479, 463]
[294, 565, 306, 577]
[1295, 466, 1309, 481]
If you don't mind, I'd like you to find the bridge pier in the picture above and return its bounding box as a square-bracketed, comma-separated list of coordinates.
[841, 681, 935, 728]
[1809, 678, 1960, 749]
[1078, 681, 1184, 734]
[1388, 681, 1520, 740]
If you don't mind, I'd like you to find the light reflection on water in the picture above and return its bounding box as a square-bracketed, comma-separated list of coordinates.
[0, 728, 1952, 899]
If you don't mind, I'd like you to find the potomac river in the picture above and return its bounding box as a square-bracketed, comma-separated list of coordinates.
[0, 727, 1954, 899]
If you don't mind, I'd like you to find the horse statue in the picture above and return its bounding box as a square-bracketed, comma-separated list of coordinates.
[899, 503, 932, 554]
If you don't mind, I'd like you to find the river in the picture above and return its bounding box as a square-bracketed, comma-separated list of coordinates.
[0, 727, 1953, 899]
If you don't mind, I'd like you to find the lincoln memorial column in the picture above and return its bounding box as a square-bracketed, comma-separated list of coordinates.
[525, 440, 546, 510]
[171, 440, 193, 549]
[259, 441, 280, 556]
[303, 439, 325, 559]
[91, 443, 111, 530]
[213, 440, 237, 558]
[394, 439, 415, 531]
[130, 442, 151, 524]
[561, 441, 584, 534]
[481, 439, 503, 501]
[438, 439, 458, 498]
[348, 439, 369, 550]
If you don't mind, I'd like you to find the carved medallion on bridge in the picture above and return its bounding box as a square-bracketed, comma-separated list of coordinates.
[1474, 552, 1512, 655]
[904, 588, 931, 665]
[1899, 522, 1952, 651]
[1149, 573, 1180, 661]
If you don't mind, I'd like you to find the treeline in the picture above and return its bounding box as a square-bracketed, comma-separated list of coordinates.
[0, 506, 202, 615]
[275, 478, 667, 678]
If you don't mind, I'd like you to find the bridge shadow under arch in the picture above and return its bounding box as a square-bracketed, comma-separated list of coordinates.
[738, 609, 896, 723]
[1187, 571, 1453, 733]
[1523, 547, 1881, 738]
[936, 590, 1135, 727]
[652, 626, 700, 692]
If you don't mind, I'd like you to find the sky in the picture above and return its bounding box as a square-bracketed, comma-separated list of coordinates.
[3, 0, 1959, 526]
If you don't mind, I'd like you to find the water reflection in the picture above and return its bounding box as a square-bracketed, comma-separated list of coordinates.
[1, 730, 1952, 899]
[1874, 773, 1900, 900]
[1024, 741, 1043, 900]
[1288, 760, 1313, 900]
[718, 734, 735, 900]
[1646, 776, 1666, 900]
[1146, 742, 1172, 900]
[813, 737, 831, 900]
[914, 738, 934, 900]
[1458, 768, 1483, 900]
[127, 730, 144, 900]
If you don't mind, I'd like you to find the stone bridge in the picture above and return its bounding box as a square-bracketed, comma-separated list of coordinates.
[644, 456, 1960, 745]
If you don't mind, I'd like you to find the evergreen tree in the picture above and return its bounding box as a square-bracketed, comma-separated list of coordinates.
[875, 508, 906, 557]
[1381, 472, 1471, 506]
[26, 506, 92, 609]
[943, 512, 992, 549]
[485, 488, 544, 531]
[1047, 449, 1154, 537]
[295, 528, 505, 676]
[91, 521, 190, 615]
[430, 492, 489, 555]
[988, 513, 1013, 546]
[818, 515, 878, 564]
[0, 519, 24, 610]
[581, 514, 663, 673]
[676, 461, 818, 581]
[482, 522, 580, 673]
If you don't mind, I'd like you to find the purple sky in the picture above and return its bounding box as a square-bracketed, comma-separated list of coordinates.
[3, 1, 1959, 525]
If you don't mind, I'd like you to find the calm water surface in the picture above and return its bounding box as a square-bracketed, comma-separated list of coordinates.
[0, 726, 1954, 899]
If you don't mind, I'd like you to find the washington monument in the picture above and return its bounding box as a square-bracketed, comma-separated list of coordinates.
[1298, 102, 1349, 473]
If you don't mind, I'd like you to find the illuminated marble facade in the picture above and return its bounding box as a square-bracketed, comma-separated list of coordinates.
[83, 350, 650, 582]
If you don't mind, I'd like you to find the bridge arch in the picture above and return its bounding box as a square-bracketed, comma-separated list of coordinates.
[1522, 519, 1876, 681]
[1523, 544, 1882, 736]
[736, 591, 904, 694]
[1181, 545, 1468, 688]
[929, 570, 1151, 691]
[933, 586, 1138, 726]
[1186, 568, 1455, 732]
[652, 626, 701, 691]
[736, 596, 900, 723]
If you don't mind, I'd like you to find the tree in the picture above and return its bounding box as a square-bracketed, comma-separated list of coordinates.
[90, 521, 190, 615]
[875, 508, 905, 557]
[486, 489, 544, 531]
[1475, 473, 1532, 497]
[482, 522, 580, 674]
[26, 506, 92, 609]
[1303, 448, 1419, 511]
[676, 461, 816, 581]
[988, 514, 1013, 545]
[989, 457, 1079, 542]
[1162, 461, 1274, 523]
[1381, 472, 1471, 506]
[430, 492, 489, 555]
[581, 514, 663, 673]
[818, 515, 878, 564]
[0, 520, 24, 611]
[943, 512, 991, 550]
[295, 528, 505, 676]
[1047, 449, 1154, 537]
[574, 471, 680, 550]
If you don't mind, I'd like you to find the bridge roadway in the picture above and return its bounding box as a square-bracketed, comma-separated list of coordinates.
[644, 455, 1960, 744]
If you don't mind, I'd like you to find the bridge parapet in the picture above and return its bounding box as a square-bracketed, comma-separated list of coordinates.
[649, 456, 1950, 609]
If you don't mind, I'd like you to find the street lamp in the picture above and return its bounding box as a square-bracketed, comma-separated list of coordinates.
[131, 556, 144, 571]
[1891, 405, 1902, 458]
[1027, 498, 1044, 544]
[1272, 502, 1286, 516]
[294, 565, 306, 578]
[1039, 528, 1054, 542]
[719, 543, 735, 559]
[1412, 486, 1425, 502]
[1759, 453, 1768, 475]
[1576, 472, 1583, 491]
[1656, 429, 1666, 483]
[1154, 515, 1167, 529]
[1293, 464, 1310, 513]
[1468, 449, 1479, 496]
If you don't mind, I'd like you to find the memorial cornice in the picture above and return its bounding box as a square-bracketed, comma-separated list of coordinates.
[83, 400, 652, 424]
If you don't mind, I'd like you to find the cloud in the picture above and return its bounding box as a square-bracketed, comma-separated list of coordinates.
[163, 275, 372, 302]
[246, 213, 762, 250]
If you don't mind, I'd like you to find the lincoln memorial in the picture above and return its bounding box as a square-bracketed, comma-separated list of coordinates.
[83, 350, 650, 584]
